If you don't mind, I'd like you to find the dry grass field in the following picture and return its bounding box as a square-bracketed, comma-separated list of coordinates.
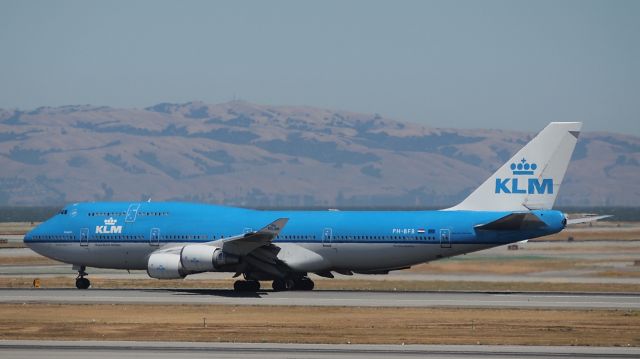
[409, 258, 579, 275]
[0, 256, 59, 266]
[0, 222, 38, 236]
[540, 221, 640, 241]
[0, 303, 638, 346]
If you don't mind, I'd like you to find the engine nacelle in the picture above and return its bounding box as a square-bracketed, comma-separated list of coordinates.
[180, 244, 240, 272]
[147, 252, 187, 279]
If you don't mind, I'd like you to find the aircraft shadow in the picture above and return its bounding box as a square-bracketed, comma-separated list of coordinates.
[160, 288, 267, 298]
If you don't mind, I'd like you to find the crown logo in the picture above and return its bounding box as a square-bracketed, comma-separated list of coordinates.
[104, 217, 117, 226]
[510, 158, 537, 175]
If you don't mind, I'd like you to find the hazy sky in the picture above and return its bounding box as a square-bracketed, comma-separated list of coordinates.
[1, 0, 638, 134]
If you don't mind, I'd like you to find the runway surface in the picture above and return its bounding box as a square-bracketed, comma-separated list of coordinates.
[1, 288, 638, 309]
[1, 341, 638, 358]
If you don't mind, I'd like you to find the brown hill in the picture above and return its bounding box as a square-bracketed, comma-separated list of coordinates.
[0, 101, 638, 207]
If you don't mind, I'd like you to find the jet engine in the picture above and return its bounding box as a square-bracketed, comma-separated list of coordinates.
[180, 244, 240, 272]
[147, 252, 187, 279]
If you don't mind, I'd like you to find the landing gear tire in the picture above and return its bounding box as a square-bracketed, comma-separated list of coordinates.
[75, 277, 90, 289]
[233, 280, 260, 292]
[75, 265, 90, 289]
[272, 278, 295, 291]
[296, 278, 314, 291]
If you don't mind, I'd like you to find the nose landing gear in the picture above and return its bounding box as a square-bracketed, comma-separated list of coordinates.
[74, 265, 90, 289]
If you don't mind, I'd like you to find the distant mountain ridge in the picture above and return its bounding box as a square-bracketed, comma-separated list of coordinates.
[0, 101, 638, 207]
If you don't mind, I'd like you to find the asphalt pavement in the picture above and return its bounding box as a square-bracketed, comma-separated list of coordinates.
[1, 341, 638, 359]
[0, 288, 638, 309]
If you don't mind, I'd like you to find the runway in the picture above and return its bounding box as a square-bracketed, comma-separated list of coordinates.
[1, 341, 638, 359]
[1, 288, 638, 309]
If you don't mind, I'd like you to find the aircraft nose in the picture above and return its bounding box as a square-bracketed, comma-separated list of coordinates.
[23, 228, 34, 248]
[23, 221, 47, 249]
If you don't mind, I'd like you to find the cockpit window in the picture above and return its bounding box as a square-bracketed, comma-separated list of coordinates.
[58, 209, 68, 215]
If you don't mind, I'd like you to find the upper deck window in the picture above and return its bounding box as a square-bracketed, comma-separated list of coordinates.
[138, 212, 170, 216]
[88, 211, 129, 217]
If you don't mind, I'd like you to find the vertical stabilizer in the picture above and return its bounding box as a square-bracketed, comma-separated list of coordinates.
[447, 122, 582, 211]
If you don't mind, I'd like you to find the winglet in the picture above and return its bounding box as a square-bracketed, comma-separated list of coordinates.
[223, 218, 288, 256]
[256, 218, 288, 237]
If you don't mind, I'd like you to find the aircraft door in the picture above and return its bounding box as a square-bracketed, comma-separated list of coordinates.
[125, 203, 140, 223]
[322, 228, 332, 247]
[150, 228, 160, 246]
[80, 228, 89, 247]
[440, 229, 451, 248]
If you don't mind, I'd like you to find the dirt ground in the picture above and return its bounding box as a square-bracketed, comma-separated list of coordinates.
[409, 257, 582, 275]
[0, 222, 39, 236]
[0, 303, 638, 346]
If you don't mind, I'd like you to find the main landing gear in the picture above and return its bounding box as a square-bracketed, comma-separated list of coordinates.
[232, 277, 315, 292]
[272, 277, 314, 291]
[75, 265, 90, 289]
[233, 280, 260, 292]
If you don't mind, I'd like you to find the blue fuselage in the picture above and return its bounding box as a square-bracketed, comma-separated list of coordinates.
[24, 202, 565, 274]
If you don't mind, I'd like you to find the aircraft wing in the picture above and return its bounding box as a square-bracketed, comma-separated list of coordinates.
[474, 212, 547, 231]
[221, 218, 288, 256]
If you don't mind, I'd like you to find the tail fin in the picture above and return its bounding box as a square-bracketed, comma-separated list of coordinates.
[447, 122, 582, 211]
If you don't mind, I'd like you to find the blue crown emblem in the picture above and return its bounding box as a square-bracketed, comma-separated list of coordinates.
[510, 158, 537, 175]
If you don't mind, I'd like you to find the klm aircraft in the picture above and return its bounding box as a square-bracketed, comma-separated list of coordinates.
[24, 122, 599, 291]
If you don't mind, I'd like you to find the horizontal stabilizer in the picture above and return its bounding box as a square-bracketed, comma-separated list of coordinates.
[566, 215, 612, 225]
[475, 212, 547, 231]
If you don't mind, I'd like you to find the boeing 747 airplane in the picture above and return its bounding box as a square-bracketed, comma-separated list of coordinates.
[24, 122, 602, 291]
